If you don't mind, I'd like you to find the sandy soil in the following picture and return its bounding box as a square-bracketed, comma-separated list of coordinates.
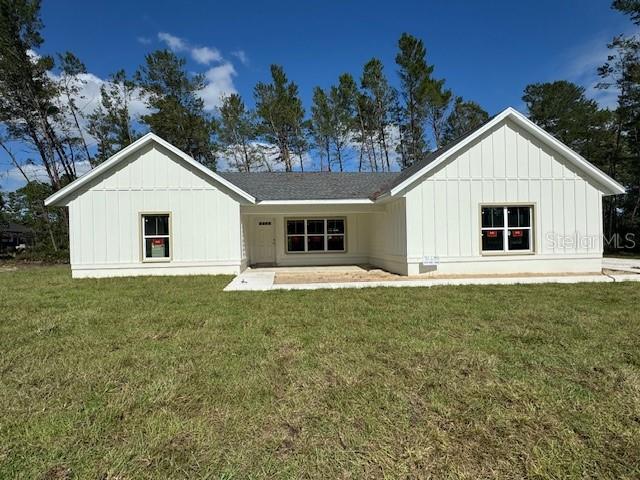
[273, 268, 607, 285]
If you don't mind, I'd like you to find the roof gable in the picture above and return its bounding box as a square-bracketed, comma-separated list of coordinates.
[44, 133, 256, 206]
[383, 107, 626, 197]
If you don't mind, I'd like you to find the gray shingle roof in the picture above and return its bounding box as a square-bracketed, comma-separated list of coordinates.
[218, 172, 399, 201]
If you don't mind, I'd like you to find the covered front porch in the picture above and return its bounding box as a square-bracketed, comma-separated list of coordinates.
[240, 201, 408, 275]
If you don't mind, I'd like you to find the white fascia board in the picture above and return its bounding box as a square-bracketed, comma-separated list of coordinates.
[44, 133, 256, 206]
[389, 107, 626, 197]
[256, 199, 374, 205]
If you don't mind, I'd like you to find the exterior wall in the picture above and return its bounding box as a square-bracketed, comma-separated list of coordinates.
[242, 205, 371, 268]
[241, 201, 409, 274]
[369, 199, 408, 275]
[66, 143, 243, 278]
[403, 119, 605, 275]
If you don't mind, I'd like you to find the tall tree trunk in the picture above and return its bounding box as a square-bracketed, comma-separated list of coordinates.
[326, 138, 331, 172]
[64, 86, 92, 163]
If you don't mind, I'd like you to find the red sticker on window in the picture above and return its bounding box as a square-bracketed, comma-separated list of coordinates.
[512, 230, 523, 238]
[152, 239, 164, 246]
[487, 230, 498, 238]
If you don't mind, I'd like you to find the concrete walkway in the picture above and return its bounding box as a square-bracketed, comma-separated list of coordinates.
[224, 265, 640, 292]
[603, 257, 640, 274]
[224, 269, 275, 291]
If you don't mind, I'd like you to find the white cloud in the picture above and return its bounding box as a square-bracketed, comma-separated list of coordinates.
[26, 49, 41, 61]
[158, 32, 187, 52]
[192, 46, 222, 65]
[137, 36, 152, 45]
[231, 50, 249, 66]
[154, 32, 242, 103]
[198, 63, 237, 111]
[158, 32, 223, 66]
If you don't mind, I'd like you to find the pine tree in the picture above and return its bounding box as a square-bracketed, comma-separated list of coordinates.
[598, 1, 640, 240]
[332, 73, 371, 172]
[395, 33, 453, 159]
[218, 93, 263, 172]
[254, 65, 306, 171]
[87, 70, 137, 165]
[310, 87, 333, 170]
[328, 78, 355, 172]
[361, 58, 396, 171]
[442, 97, 489, 144]
[0, 0, 79, 188]
[425, 77, 452, 149]
[57, 52, 92, 165]
[395, 33, 432, 167]
[137, 50, 216, 169]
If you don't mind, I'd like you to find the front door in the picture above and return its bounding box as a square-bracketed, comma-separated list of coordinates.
[253, 218, 275, 265]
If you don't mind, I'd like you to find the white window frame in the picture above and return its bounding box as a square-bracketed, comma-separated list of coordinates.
[141, 212, 172, 262]
[480, 205, 534, 255]
[285, 218, 346, 254]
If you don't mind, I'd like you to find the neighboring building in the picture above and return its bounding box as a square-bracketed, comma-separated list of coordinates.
[45, 108, 625, 279]
[0, 222, 34, 254]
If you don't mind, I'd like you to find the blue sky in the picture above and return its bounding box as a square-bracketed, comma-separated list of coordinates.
[0, 0, 635, 190]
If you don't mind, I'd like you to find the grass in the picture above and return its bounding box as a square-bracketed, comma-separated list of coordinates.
[1, 266, 639, 479]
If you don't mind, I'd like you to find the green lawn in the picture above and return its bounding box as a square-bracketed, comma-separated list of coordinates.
[1, 266, 639, 479]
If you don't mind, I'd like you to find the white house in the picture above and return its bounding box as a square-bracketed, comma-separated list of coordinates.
[45, 107, 625, 279]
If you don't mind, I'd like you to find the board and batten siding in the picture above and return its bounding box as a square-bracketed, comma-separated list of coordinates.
[66, 143, 243, 278]
[403, 119, 605, 275]
[369, 199, 408, 275]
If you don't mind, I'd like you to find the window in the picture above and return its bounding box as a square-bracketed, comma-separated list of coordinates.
[286, 218, 345, 253]
[142, 214, 170, 260]
[481, 206, 532, 253]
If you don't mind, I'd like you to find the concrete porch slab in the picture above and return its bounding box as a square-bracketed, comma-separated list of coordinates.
[224, 267, 640, 292]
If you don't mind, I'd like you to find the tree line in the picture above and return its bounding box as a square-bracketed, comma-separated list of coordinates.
[1, 0, 639, 256]
[522, 0, 640, 246]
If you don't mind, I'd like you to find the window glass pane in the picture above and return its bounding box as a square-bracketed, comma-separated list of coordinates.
[482, 229, 504, 251]
[144, 215, 169, 236]
[307, 235, 325, 251]
[287, 220, 304, 235]
[144, 216, 157, 236]
[508, 229, 530, 250]
[481, 207, 504, 228]
[156, 215, 169, 235]
[507, 207, 530, 228]
[145, 237, 170, 258]
[287, 235, 305, 252]
[327, 219, 344, 234]
[306, 220, 325, 234]
[327, 235, 344, 251]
